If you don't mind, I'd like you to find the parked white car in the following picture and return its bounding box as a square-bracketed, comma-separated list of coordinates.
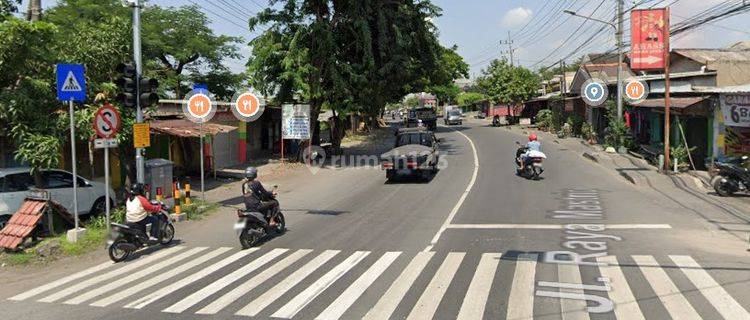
[0, 167, 116, 229]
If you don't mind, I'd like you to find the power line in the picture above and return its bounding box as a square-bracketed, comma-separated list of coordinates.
[188, 0, 249, 32]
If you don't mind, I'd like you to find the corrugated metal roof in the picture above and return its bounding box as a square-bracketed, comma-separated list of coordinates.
[632, 96, 709, 109]
[692, 84, 750, 93]
[150, 119, 237, 138]
[673, 49, 750, 64]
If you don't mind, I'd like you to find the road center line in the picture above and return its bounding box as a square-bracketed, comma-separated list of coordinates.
[423, 127, 479, 252]
[446, 224, 672, 229]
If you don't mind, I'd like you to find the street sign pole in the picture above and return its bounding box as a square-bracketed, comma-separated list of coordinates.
[663, 7, 672, 171]
[131, 0, 145, 184]
[200, 122, 205, 202]
[104, 145, 111, 234]
[616, 0, 624, 121]
[68, 98, 79, 231]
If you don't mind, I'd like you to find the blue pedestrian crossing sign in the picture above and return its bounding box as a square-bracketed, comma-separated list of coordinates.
[56, 64, 86, 102]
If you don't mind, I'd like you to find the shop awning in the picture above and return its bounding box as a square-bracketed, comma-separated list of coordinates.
[633, 96, 709, 109]
[150, 119, 237, 138]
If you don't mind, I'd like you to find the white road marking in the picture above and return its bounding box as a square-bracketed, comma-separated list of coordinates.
[64, 247, 208, 305]
[236, 250, 340, 317]
[507, 254, 537, 320]
[124, 248, 257, 309]
[316, 252, 401, 320]
[669, 255, 750, 320]
[456, 253, 502, 320]
[272, 251, 370, 319]
[446, 224, 672, 229]
[364, 252, 435, 320]
[632, 255, 701, 320]
[596, 256, 645, 320]
[196, 249, 312, 315]
[424, 128, 479, 252]
[558, 263, 590, 320]
[407, 252, 465, 320]
[162, 248, 288, 313]
[9, 261, 115, 301]
[38, 246, 185, 303]
[90, 247, 231, 307]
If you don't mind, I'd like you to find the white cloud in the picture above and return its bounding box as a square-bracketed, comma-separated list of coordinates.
[502, 7, 533, 28]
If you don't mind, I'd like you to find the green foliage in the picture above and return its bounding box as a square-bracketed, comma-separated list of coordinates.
[189, 68, 245, 101]
[603, 101, 632, 149]
[581, 122, 596, 141]
[566, 114, 584, 137]
[536, 109, 553, 130]
[457, 92, 485, 107]
[670, 145, 696, 167]
[476, 59, 538, 105]
[0, 0, 20, 20]
[404, 96, 420, 108]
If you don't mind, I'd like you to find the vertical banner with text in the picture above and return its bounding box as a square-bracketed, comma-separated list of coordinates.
[282, 105, 311, 139]
[630, 8, 668, 70]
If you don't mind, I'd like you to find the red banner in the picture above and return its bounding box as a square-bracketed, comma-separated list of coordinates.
[630, 8, 669, 70]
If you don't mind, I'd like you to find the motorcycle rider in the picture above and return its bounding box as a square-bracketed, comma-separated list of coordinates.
[242, 167, 279, 225]
[518, 133, 541, 168]
[125, 183, 161, 242]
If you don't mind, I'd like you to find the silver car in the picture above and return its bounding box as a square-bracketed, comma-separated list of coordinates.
[0, 167, 116, 229]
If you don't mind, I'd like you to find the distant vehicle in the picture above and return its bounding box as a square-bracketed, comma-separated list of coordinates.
[0, 167, 116, 229]
[475, 112, 486, 119]
[381, 127, 440, 181]
[444, 107, 462, 125]
[406, 107, 437, 130]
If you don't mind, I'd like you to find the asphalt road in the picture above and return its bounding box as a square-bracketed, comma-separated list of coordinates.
[1, 118, 749, 320]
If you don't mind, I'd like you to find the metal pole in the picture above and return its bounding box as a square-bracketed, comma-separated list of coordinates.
[69, 99, 79, 231]
[132, 0, 145, 184]
[200, 122, 205, 202]
[616, 0, 624, 120]
[663, 8, 672, 171]
[104, 145, 111, 234]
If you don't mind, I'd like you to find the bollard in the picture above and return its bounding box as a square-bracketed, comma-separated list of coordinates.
[173, 181, 182, 214]
[170, 181, 186, 222]
[184, 178, 192, 205]
[155, 187, 163, 202]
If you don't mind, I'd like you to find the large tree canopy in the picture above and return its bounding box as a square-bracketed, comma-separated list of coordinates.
[476, 59, 539, 105]
[247, 0, 455, 149]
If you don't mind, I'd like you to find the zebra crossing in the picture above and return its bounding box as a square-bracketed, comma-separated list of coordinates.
[7, 246, 750, 319]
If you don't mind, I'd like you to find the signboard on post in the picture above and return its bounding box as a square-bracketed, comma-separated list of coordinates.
[720, 94, 750, 128]
[93, 104, 121, 139]
[630, 8, 668, 70]
[56, 64, 87, 102]
[282, 105, 311, 139]
[182, 90, 217, 202]
[133, 123, 151, 148]
[56, 63, 87, 242]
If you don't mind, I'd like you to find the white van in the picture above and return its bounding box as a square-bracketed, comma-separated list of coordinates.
[0, 168, 116, 229]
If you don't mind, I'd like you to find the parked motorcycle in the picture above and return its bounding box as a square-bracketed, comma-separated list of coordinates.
[515, 142, 546, 180]
[235, 186, 286, 249]
[492, 115, 501, 127]
[710, 155, 750, 196]
[107, 201, 175, 262]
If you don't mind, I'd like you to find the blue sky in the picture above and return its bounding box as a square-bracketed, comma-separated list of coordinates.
[23, 0, 750, 77]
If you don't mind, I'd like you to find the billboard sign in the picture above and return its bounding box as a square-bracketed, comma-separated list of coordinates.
[721, 94, 750, 128]
[282, 104, 311, 139]
[630, 8, 669, 70]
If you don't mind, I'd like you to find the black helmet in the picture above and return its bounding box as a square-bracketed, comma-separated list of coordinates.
[130, 183, 145, 196]
[245, 167, 258, 180]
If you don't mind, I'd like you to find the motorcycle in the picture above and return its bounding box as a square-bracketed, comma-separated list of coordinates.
[107, 201, 175, 262]
[710, 155, 750, 196]
[515, 142, 546, 180]
[492, 115, 501, 127]
[235, 186, 286, 249]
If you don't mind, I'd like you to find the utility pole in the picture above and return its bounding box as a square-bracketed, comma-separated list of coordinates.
[500, 31, 515, 66]
[560, 60, 567, 95]
[128, 0, 145, 184]
[27, 0, 42, 22]
[616, 0, 624, 120]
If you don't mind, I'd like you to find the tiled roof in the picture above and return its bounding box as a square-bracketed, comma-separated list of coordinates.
[0, 200, 47, 250]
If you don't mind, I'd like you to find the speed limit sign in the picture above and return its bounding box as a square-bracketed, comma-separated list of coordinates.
[93, 103, 121, 139]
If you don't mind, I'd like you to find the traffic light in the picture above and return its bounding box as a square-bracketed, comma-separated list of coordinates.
[139, 77, 159, 107]
[115, 62, 137, 108]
